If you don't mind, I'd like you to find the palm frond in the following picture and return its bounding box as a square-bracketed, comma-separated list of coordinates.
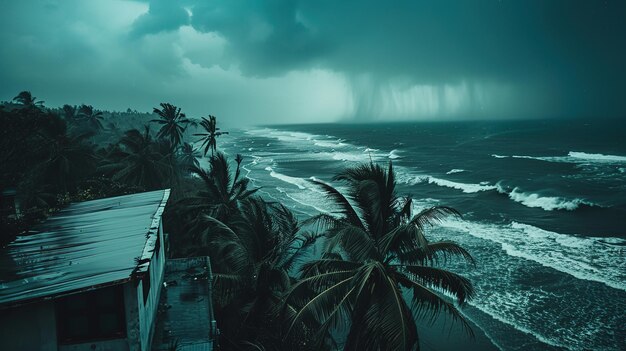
[308, 179, 364, 229]
[397, 274, 475, 338]
[402, 265, 475, 303]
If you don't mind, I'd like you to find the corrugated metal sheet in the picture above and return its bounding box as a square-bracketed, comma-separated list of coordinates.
[0, 189, 170, 308]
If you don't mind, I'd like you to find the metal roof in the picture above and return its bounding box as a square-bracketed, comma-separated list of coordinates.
[0, 189, 170, 308]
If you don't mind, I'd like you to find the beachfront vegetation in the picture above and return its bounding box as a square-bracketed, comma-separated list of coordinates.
[0, 91, 475, 350]
[195, 115, 229, 157]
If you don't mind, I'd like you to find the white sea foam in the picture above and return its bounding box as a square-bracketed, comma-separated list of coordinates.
[440, 219, 626, 291]
[332, 152, 372, 162]
[264, 167, 308, 190]
[313, 140, 346, 148]
[397, 172, 497, 193]
[247, 128, 395, 164]
[246, 128, 314, 143]
[505, 187, 594, 211]
[568, 151, 626, 163]
[492, 151, 626, 164]
[446, 169, 465, 174]
[276, 187, 331, 214]
[394, 171, 427, 186]
[388, 149, 402, 159]
[427, 177, 497, 193]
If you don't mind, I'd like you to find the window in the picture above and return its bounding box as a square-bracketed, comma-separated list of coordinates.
[56, 285, 126, 344]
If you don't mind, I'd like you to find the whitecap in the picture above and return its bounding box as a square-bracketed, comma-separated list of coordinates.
[313, 139, 346, 148]
[568, 151, 626, 163]
[388, 149, 402, 159]
[492, 151, 626, 164]
[506, 187, 595, 211]
[397, 172, 496, 193]
[264, 167, 307, 190]
[446, 169, 465, 174]
[427, 177, 497, 193]
[440, 218, 626, 292]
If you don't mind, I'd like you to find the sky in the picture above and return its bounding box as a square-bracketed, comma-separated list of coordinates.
[1, 0, 624, 126]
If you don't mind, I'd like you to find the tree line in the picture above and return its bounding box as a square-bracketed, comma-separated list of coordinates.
[0, 91, 476, 351]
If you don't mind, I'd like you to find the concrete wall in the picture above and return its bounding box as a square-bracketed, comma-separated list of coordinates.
[0, 300, 57, 351]
[136, 219, 166, 351]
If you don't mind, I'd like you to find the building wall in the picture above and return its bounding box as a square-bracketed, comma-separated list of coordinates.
[0, 300, 57, 351]
[136, 219, 166, 351]
[124, 281, 141, 351]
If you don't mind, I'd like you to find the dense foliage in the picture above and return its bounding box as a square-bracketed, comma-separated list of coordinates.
[0, 91, 476, 351]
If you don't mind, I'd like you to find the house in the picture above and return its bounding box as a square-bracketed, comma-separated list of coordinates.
[0, 189, 170, 351]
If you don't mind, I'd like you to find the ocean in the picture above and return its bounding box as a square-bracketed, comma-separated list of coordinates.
[206, 119, 626, 351]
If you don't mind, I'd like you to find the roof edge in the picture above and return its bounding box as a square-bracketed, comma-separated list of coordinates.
[135, 189, 171, 274]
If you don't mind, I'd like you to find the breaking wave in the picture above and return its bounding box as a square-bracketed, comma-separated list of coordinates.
[397, 174, 497, 193]
[491, 151, 626, 164]
[440, 219, 626, 292]
[497, 184, 599, 211]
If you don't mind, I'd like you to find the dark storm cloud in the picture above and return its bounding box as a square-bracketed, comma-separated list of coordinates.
[173, 0, 625, 118]
[1, 0, 624, 122]
[130, 0, 190, 38]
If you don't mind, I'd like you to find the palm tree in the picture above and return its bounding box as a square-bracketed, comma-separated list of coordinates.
[198, 197, 322, 350]
[177, 152, 258, 225]
[33, 121, 96, 194]
[151, 103, 191, 150]
[12, 91, 44, 109]
[62, 104, 77, 119]
[195, 115, 228, 157]
[100, 127, 177, 190]
[179, 142, 201, 172]
[285, 162, 475, 350]
[77, 104, 104, 131]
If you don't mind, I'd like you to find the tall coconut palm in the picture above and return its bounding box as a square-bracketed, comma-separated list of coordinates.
[100, 127, 177, 190]
[285, 162, 475, 351]
[151, 102, 191, 150]
[77, 104, 104, 131]
[12, 91, 44, 109]
[195, 115, 228, 157]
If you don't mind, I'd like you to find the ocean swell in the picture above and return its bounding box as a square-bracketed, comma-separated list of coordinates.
[498, 185, 597, 211]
